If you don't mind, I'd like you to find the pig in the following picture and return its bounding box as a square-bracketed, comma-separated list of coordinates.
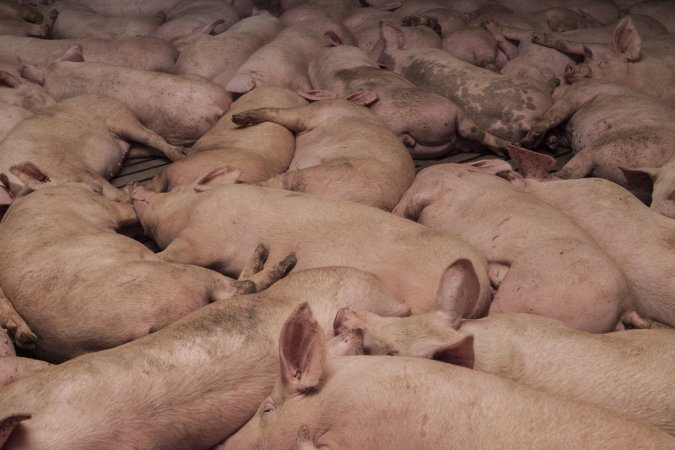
[520, 79, 675, 210]
[0, 267, 409, 449]
[46, 2, 163, 39]
[153, 0, 240, 42]
[131, 176, 492, 319]
[402, 7, 467, 37]
[366, 20, 442, 62]
[147, 86, 307, 191]
[334, 310, 675, 436]
[308, 45, 527, 158]
[495, 0, 619, 25]
[0, 94, 183, 202]
[0, 36, 178, 72]
[220, 303, 675, 450]
[469, 6, 602, 32]
[392, 162, 644, 332]
[0, 174, 294, 362]
[171, 13, 282, 86]
[21, 45, 231, 146]
[532, 16, 675, 105]
[481, 20, 576, 82]
[505, 146, 675, 325]
[377, 36, 555, 142]
[0, 329, 50, 387]
[0, 8, 56, 37]
[0, 2, 44, 24]
[629, 0, 675, 33]
[55, 0, 182, 17]
[232, 91, 416, 210]
[225, 20, 354, 93]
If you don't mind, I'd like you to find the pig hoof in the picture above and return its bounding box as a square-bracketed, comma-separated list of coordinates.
[277, 252, 298, 276]
[231, 113, 257, 127]
[236, 280, 257, 295]
[15, 330, 38, 349]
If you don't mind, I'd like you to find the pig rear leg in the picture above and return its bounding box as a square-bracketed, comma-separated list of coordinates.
[456, 110, 511, 157]
[521, 101, 578, 148]
[238, 244, 297, 291]
[157, 234, 238, 274]
[112, 117, 186, 161]
[481, 20, 519, 59]
[556, 150, 594, 179]
[0, 288, 36, 350]
[232, 107, 309, 133]
[530, 33, 587, 56]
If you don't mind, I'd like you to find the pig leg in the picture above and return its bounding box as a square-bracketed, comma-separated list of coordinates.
[521, 101, 578, 148]
[481, 20, 519, 59]
[237, 244, 269, 280]
[157, 234, 239, 271]
[0, 288, 36, 349]
[232, 107, 311, 133]
[556, 150, 594, 179]
[530, 33, 586, 56]
[111, 116, 186, 162]
[456, 110, 512, 157]
[238, 244, 297, 291]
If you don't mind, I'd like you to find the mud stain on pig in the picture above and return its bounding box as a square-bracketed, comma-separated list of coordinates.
[175, 301, 261, 337]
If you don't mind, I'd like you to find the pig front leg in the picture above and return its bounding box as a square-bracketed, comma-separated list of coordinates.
[237, 244, 297, 292]
[481, 20, 519, 60]
[232, 107, 308, 133]
[530, 33, 586, 56]
[113, 117, 186, 162]
[555, 150, 594, 179]
[0, 288, 36, 349]
[456, 110, 512, 157]
[521, 101, 578, 148]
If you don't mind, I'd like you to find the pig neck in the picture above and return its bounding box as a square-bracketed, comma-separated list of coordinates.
[43, 62, 100, 101]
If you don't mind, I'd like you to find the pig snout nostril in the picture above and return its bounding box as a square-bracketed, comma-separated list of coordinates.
[564, 64, 576, 78]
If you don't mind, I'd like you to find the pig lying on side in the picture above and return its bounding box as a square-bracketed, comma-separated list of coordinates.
[132, 178, 492, 320]
[507, 146, 675, 325]
[0, 35, 178, 72]
[0, 95, 183, 203]
[521, 80, 675, 216]
[232, 91, 416, 210]
[219, 304, 674, 449]
[153, 0, 240, 42]
[0, 8, 56, 37]
[308, 44, 516, 158]
[147, 86, 306, 191]
[21, 45, 231, 145]
[225, 20, 354, 94]
[0, 174, 293, 362]
[171, 13, 282, 87]
[0, 329, 50, 387]
[378, 34, 555, 142]
[392, 162, 643, 332]
[532, 16, 675, 104]
[336, 310, 675, 436]
[0, 267, 409, 449]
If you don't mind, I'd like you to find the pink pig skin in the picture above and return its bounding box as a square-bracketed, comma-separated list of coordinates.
[0, 95, 182, 202]
[521, 80, 675, 216]
[393, 162, 644, 332]
[0, 268, 408, 449]
[336, 310, 675, 436]
[132, 181, 492, 320]
[233, 95, 416, 210]
[0, 36, 178, 72]
[147, 86, 306, 191]
[219, 304, 674, 450]
[20, 46, 230, 146]
[171, 13, 282, 86]
[0, 180, 290, 362]
[506, 148, 675, 327]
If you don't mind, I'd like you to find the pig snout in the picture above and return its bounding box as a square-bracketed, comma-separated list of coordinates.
[564, 64, 590, 83]
[327, 328, 364, 358]
[130, 186, 152, 216]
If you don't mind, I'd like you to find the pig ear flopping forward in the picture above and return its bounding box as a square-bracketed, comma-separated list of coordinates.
[194, 165, 242, 192]
[612, 16, 641, 62]
[9, 162, 52, 190]
[279, 302, 327, 394]
[435, 259, 481, 328]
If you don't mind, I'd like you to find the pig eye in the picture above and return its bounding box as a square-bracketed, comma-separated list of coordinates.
[260, 400, 276, 415]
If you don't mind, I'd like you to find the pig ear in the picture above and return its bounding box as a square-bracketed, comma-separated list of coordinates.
[0, 184, 12, 206]
[507, 145, 555, 178]
[0, 414, 31, 447]
[379, 22, 405, 50]
[0, 71, 21, 89]
[225, 73, 256, 94]
[20, 64, 44, 86]
[323, 30, 343, 47]
[495, 169, 525, 189]
[582, 45, 594, 60]
[297, 89, 337, 101]
[59, 45, 84, 62]
[435, 259, 480, 327]
[344, 90, 379, 106]
[194, 165, 242, 192]
[612, 16, 641, 62]
[429, 333, 475, 369]
[467, 159, 513, 174]
[621, 166, 659, 197]
[279, 302, 326, 394]
[9, 162, 52, 190]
